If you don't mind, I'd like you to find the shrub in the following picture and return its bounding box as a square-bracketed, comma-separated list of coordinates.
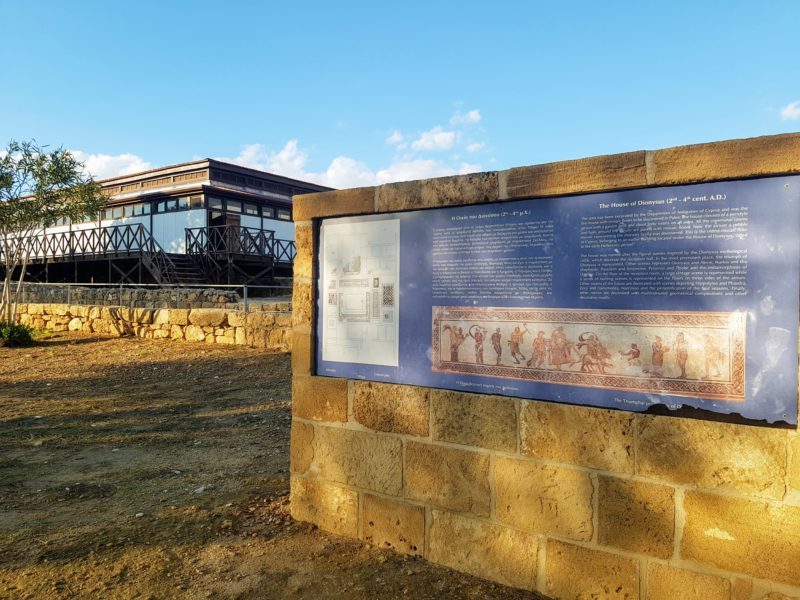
[0, 322, 34, 347]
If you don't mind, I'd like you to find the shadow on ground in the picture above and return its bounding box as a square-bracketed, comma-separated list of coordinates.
[0, 333, 543, 599]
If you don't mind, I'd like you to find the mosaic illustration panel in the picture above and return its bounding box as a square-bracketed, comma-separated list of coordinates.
[432, 307, 746, 401]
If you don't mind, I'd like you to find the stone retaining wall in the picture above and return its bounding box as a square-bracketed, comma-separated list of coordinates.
[16, 302, 292, 351]
[289, 133, 800, 599]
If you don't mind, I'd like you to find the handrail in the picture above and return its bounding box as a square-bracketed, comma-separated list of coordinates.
[0, 224, 179, 284]
[185, 225, 295, 262]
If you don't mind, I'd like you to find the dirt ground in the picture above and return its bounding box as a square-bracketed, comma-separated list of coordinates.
[0, 333, 545, 599]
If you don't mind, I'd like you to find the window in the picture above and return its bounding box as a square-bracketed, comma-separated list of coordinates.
[189, 195, 203, 209]
[123, 205, 135, 217]
[226, 200, 242, 213]
[277, 209, 291, 221]
[178, 197, 190, 211]
[131, 203, 150, 216]
[208, 197, 223, 211]
[262, 207, 274, 218]
[157, 199, 178, 213]
[243, 203, 258, 216]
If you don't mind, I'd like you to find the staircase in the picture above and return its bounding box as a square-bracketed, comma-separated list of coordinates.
[169, 255, 207, 285]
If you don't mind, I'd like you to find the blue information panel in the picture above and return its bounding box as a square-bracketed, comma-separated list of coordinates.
[315, 176, 800, 426]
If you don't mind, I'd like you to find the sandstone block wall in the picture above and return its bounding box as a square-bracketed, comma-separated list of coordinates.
[290, 133, 800, 599]
[15, 302, 293, 351]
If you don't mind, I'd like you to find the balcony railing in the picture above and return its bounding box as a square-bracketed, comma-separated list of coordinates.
[185, 225, 295, 262]
[0, 224, 178, 284]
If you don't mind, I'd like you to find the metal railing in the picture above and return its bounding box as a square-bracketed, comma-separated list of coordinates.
[185, 225, 296, 262]
[0, 224, 179, 284]
[6, 281, 293, 312]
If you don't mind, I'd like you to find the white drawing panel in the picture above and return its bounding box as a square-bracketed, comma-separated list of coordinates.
[321, 218, 400, 366]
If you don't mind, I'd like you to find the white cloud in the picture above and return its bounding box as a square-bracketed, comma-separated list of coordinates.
[780, 101, 800, 120]
[221, 141, 481, 188]
[466, 142, 485, 153]
[385, 130, 404, 145]
[411, 126, 457, 151]
[450, 109, 481, 125]
[70, 151, 151, 180]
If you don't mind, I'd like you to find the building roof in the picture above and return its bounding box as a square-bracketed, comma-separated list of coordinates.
[98, 158, 333, 192]
[100, 158, 333, 206]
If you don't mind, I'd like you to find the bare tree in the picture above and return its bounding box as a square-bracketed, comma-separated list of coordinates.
[0, 140, 106, 322]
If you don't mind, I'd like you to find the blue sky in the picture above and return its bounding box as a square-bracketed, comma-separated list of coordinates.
[1, 0, 798, 187]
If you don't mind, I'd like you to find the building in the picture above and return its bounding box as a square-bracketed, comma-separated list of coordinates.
[18, 159, 330, 286]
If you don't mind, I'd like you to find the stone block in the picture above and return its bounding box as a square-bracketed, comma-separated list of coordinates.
[68, 317, 83, 331]
[226, 311, 246, 328]
[247, 313, 275, 328]
[682, 491, 800, 586]
[731, 578, 752, 600]
[170, 324, 184, 340]
[290, 421, 314, 474]
[404, 442, 490, 515]
[503, 150, 647, 199]
[651, 133, 800, 185]
[431, 390, 516, 452]
[153, 309, 170, 325]
[495, 456, 593, 540]
[185, 325, 206, 342]
[362, 494, 424, 555]
[188, 309, 226, 328]
[268, 328, 287, 350]
[646, 563, 729, 600]
[311, 425, 402, 496]
[51, 303, 69, 316]
[27, 303, 44, 315]
[292, 280, 313, 329]
[69, 305, 87, 317]
[376, 171, 498, 212]
[520, 401, 634, 473]
[598, 476, 674, 559]
[170, 309, 190, 326]
[790, 435, 800, 492]
[428, 510, 538, 591]
[293, 221, 315, 280]
[290, 475, 357, 537]
[235, 327, 247, 346]
[133, 308, 153, 324]
[292, 375, 348, 422]
[246, 312, 277, 349]
[636, 416, 787, 499]
[352, 381, 429, 437]
[291, 330, 313, 375]
[547, 540, 639, 599]
[293, 186, 375, 221]
[275, 313, 292, 327]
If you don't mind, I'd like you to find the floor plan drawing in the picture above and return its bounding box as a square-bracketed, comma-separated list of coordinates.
[320, 218, 400, 366]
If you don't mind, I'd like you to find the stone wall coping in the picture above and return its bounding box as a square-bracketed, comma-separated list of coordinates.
[293, 132, 800, 220]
